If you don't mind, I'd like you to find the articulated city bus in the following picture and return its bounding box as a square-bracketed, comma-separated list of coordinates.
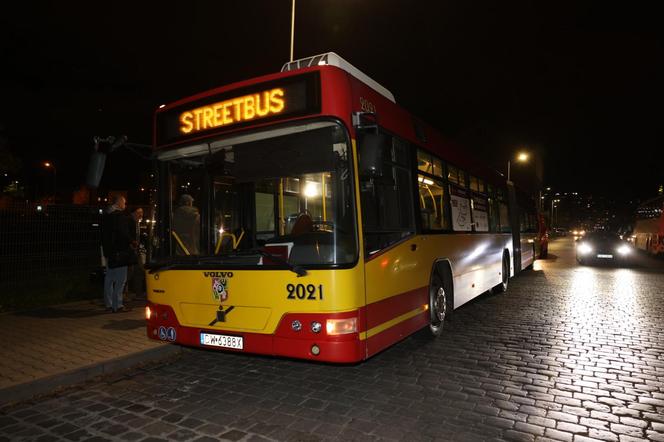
[145, 53, 539, 363]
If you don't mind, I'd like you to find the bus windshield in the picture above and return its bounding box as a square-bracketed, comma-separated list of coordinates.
[157, 122, 357, 267]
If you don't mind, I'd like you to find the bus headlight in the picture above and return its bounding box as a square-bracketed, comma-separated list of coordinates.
[311, 321, 322, 333]
[578, 243, 593, 255]
[145, 306, 152, 320]
[326, 318, 357, 335]
[617, 245, 631, 255]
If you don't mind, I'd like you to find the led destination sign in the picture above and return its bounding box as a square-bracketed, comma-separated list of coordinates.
[179, 88, 285, 135]
[156, 72, 320, 148]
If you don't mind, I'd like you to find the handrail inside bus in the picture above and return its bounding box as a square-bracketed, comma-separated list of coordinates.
[171, 231, 190, 256]
[214, 229, 246, 254]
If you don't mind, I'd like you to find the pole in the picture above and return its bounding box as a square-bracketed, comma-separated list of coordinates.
[53, 166, 57, 203]
[290, 0, 296, 62]
[551, 199, 555, 229]
[538, 190, 542, 212]
[507, 160, 511, 183]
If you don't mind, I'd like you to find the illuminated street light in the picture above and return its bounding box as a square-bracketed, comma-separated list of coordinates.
[507, 151, 529, 183]
[507, 150, 543, 210]
[42, 161, 57, 203]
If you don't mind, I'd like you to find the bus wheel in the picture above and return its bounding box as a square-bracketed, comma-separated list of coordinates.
[492, 253, 510, 294]
[428, 273, 447, 337]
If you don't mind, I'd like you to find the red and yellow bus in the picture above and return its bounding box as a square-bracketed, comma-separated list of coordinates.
[632, 195, 664, 255]
[145, 52, 540, 363]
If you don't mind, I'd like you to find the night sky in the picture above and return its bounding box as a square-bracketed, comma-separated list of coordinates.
[1, 1, 661, 201]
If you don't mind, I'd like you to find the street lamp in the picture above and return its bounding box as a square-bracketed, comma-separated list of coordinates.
[507, 151, 529, 183]
[43, 161, 57, 203]
[506, 151, 545, 212]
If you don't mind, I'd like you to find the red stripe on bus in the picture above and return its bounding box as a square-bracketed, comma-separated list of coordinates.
[366, 311, 428, 358]
[365, 286, 428, 330]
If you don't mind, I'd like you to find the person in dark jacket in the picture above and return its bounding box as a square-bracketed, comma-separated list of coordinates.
[101, 195, 133, 312]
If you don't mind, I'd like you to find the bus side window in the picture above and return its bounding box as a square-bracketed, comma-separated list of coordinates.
[488, 198, 499, 232]
[418, 175, 448, 231]
[499, 202, 511, 233]
[360, 134, 415, 255]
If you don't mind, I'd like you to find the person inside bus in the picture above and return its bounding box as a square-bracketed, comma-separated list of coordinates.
[290, 210, 313, 236]
[172, 194, 200, 255]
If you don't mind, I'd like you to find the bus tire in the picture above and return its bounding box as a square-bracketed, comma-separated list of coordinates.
[492, 252, 510, 294]
[427, 273, 447, 337]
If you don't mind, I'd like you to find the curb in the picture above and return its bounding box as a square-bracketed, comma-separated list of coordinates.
[0, 344, 182, 408]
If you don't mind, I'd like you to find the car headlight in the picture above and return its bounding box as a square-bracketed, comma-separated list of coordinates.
[617, 245, 631, 255]
[578, 243, 593, 254]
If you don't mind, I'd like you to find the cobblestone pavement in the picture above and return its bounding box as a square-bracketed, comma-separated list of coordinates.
[1, 238, 663, 441]
[0, 299, 165, 391]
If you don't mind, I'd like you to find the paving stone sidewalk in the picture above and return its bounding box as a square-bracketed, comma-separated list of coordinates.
[0, 298, 180, 406]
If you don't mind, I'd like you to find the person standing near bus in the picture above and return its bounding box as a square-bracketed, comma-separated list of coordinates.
[172, 194, 200, 255]
[127, 206, 145, 299]
[102, 195, 133, 312]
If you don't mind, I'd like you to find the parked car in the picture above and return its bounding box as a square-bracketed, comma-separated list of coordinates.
[576, 231, 634, 266]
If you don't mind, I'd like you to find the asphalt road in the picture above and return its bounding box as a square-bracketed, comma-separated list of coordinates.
[2, 238, 663, 442]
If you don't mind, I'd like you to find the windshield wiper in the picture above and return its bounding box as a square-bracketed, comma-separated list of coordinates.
[199, 249, 307, 277]
[146, 255, 248, 273]
[254, 248, 308, 277]
[147, 250, 307, 277]
[146, 257, 193, 274]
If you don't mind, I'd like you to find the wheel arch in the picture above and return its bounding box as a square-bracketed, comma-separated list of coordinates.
[431, 259, 454, 311]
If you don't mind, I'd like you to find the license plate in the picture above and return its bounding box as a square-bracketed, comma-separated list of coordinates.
[597, 254, 613, 259]
[200, 333, 243, 349]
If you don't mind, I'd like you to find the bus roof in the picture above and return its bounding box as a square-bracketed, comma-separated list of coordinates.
[155, 52, 512, 190]
[282, 52, 396, 103]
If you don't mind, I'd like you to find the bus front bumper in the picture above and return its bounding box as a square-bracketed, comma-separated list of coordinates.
[145, 302, 365, 363]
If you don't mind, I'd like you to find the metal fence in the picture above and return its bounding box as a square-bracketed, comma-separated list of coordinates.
[0, 203, 104, 307]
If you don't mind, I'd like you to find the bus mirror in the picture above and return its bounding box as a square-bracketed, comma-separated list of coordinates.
[358, 132, 386, 178]
[352, 111, 378, 131]
[86, 151, 107, 188]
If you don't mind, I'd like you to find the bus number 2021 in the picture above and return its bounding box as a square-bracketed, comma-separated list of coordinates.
[286, 284, 324, 300]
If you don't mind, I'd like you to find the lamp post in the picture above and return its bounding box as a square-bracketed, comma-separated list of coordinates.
[290, 0, 296, 62]
[43, 161, 57, 203]
[551, 198, 560, 228]
[507, 151, 546, 212]
[507, 151, 529, 183]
